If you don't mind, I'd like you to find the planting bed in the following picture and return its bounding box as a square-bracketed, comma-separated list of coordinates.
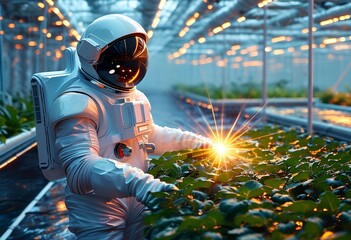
[144, 125, 351, 240]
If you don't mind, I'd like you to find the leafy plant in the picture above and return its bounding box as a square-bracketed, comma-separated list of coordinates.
[0, 94, 35, 143]
[175, 80, 308, 99]
[317, 88, 351, 106]
[144, 126, 351, 239]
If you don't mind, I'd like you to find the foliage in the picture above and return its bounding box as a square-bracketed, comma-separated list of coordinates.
[144, 126, 351, 239]
[318, 88, 351, 106]
[174, 80, 308, 99]
[0, 94, 35, 143]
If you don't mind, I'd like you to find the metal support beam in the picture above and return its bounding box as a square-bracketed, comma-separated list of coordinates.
[0, 3, 5, 104]
[262, 4, 268, 121]
[308, 0, 314, 135]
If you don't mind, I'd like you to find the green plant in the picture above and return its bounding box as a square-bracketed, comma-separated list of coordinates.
[144, 126, 351, 239]
[0, 94, 35, 143]
[175, 81, 308, 99]
[317, 88, 351, 106]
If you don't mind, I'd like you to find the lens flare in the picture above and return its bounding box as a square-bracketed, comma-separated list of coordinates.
[173, 74, 285, 171]
[214, 142, 227, 155]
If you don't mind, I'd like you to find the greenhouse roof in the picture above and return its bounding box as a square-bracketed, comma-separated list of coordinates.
[1, 0, 351, 58]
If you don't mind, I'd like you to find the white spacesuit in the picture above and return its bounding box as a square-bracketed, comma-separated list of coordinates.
[32, 14, 211, 239]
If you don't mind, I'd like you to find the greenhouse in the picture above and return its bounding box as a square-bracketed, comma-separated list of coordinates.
[1, 0, 351, 239]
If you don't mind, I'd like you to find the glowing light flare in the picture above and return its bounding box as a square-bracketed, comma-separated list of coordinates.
[38, 2, 45, 8]
[301, 27, 317, 34]
[151, 11, 161, 28]
[258, 0, 274, 8]
[320, 14, 350, 26]
[198, 37, 206, 44]
[28, 41, 37, 47]
[158, 0, 166, 10]
[56, 200, 67, 212]
[62, 20, 70, 27]
[213, 26, 223, 34]
[46, 0, 54, 6]
[222, 22, 231, 29]
[186, 17, 196, 26]
[14, 34, 23, 40]
[207, 138, 240, 166]
[213, 142, 227, 156]
[55, 21, 63, 26]
[147, 30, 154, 39]
[237, 16, 246, 23]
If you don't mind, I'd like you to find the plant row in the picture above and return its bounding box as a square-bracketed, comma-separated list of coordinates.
[175, 81, 351, 106]
[144, 125, 351, 239]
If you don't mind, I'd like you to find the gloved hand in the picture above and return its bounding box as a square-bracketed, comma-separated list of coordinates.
[142, 183, 179, 207]
[91, 159, 179, 204]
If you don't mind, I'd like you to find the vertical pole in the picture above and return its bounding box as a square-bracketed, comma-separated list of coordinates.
[43, 3, 48, 71]
[0, 3, 5, 104]
[262, 4, 268, 121]
[308, 0, 314, 135]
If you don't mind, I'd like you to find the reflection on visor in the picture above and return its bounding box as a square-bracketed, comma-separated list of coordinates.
[94, 36, 148, 91]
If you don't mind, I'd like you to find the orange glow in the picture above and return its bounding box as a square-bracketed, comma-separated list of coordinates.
[273, 49, 284, 55]
[56, 200, 67, 212]
[222, 22, 231, 29]
[198, 37, 206, 43]
[62, 20, 70, 27]
[8, 23, 15, 28]
[237, 16, 246, 22]
[243, 61, 263, 67]
[213, 26, 223, 34]
[179, 27, 189, 37]
[28, 41, 37, 47]
[46, 0, 54, 6]
[15, 44, 23, 50]
[231, 45, 240, 51]
[38, 16, 45, 21]
[147, 30, 153, 39]
[54, 49, 63, 59]
[55, 35, 63, 41]
[271, 36, 286, 43]
[55, 21, 63, 26]
[186, 17, 196, 26]
[38, 2, 45, 8]
[14, 34, 23, 40]
[0, 143, 37, 170]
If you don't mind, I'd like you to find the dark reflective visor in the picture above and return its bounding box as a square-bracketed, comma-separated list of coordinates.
[94, 35, 148, 91]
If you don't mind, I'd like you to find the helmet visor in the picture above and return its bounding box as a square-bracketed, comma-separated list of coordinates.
[94, 35, 148, 91]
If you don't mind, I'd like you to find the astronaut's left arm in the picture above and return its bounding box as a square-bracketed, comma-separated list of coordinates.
[148, 123, 212, 155]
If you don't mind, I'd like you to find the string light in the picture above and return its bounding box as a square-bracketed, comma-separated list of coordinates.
[320, 14, 351, 26]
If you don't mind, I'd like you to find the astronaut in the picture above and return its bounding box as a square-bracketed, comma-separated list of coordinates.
[46, 14, 211, 239]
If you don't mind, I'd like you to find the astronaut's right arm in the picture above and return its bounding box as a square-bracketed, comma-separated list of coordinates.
[52, 93, 176, 203]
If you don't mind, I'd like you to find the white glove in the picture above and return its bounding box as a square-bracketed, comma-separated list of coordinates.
[91, 159, 178, 204]
[150, 125, 213, 154]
